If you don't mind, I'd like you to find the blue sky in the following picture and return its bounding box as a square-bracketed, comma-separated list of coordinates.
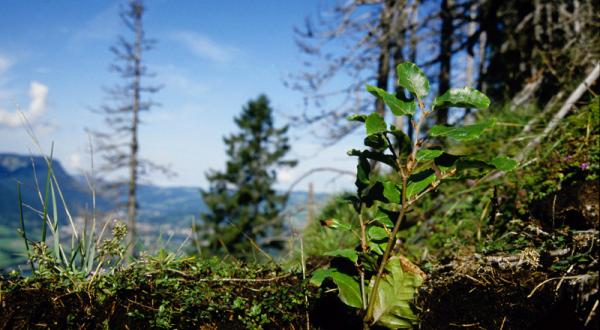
[0, 0, 360, 192]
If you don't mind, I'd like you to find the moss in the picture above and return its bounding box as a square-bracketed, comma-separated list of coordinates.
[0, 254, 314, 329]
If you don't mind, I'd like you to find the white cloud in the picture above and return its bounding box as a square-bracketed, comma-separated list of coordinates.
[0, 81, 49, 128]
[171, 31, 235, 62]
[66, 152, 85, 173]
[277, 168, 296, 185]
[0, 55, 12, 74]
[156, 65, 210, 95]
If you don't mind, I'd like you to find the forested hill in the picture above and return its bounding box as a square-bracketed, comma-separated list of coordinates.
[0, 153, 96, 226]
[0, 153, 327, 227]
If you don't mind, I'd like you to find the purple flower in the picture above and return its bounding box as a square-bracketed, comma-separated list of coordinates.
[580, 162, 589, 170]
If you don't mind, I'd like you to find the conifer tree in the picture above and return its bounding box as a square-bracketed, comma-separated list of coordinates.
[200, 95, 296, 258]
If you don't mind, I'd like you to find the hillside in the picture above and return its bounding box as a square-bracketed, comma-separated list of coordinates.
[0, 153, 326, 268]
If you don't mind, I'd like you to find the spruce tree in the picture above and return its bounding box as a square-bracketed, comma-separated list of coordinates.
[200, 95, 296, 258]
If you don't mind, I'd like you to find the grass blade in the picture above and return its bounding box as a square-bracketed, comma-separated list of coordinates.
[40, 144, 55, 243]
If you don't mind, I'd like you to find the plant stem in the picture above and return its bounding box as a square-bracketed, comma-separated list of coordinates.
[364, 175, 408, 323]
[358, 204, 368, 310]
[365, 101, 428, 324]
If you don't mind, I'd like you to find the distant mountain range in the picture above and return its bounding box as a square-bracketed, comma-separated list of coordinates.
[0, 153, 328, 226]
[0, 153, 329, 268]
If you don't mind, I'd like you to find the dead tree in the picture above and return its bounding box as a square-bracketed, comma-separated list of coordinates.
[288, 0, 420, 145]
[90, 0, 169, 257]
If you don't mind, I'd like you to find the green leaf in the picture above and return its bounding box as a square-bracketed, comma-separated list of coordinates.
[490, 156, 519, 171]
[364, 133, 389, 151]
[434, 153, 462, 172]
[347, 114, 368, 122]
[369, 257, 423, 328]
[433, 87, 490, 109]
[396, 62, 430, 99]
[310, 268, 335, 287]
[311, 268, 362, 308]
[360, 181, 387, 208]
[367, 226, 389, 241]
[366, 84, 416, 116]
[455, 158, 494, 171]
[320, 218, 353, 231]
[355, 155, 371, 190]
[406, 169, 436, 198]
[368, 240, 385, 255]
[416, 149, 443, 162]
[348, 149, 398, 171]
[429, 118, 496, 141]
[324, 248, 359, 264]
[389, 129, 412, 156]
[374, 207, 399, 228]
[382, 180, 401, 204]
[365, 113, 387, 136]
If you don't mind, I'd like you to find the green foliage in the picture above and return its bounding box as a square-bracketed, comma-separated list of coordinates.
[520, 96, 599, 202]
[366, 85, 416, 116]
[430, 118, 496, 141]
[311, 268, 362, 308]
[16, 149, 127, 279]
[370, 257, 423, 328]
[309, 62, 516, 329]
[300, 193, 361, 257]
[396, 62, 430, 99]
[433, 87, 491, 110]
[0, 254, 311, 328]
[199, 95, 296, 259]
[399, 95, 598, 266]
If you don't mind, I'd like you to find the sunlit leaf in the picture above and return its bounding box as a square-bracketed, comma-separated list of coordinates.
[406, 169, 436, 198]
[367, 226, 389, 241]
[320, 218, 353, 231]
[374, 207, 397, 228]
[369, 257, 423, 328]
[324, 248, 359, 264]
[416, 149, 443, 162]
[429, 118, 496, 141]
[365, 113, 387, 136]
[382, 180, 401, 204]
[396, 62, 430, 99]
[366, 84, 416, 116]
[433, 87, 490, 109]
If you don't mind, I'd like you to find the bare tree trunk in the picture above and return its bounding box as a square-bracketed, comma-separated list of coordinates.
[127, 7, 143, 258]
[374, 0, 394, 117]
[437, 0, 453, 125]
[516, 62, 600, 162]
[407, 0, 420, 140]
[465, 3, 477, 88]
[392, 0, 408, 136]
[476, 30, 487, 93]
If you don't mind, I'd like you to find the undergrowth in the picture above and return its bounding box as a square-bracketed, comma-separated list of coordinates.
[0, 253, 312, 329]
